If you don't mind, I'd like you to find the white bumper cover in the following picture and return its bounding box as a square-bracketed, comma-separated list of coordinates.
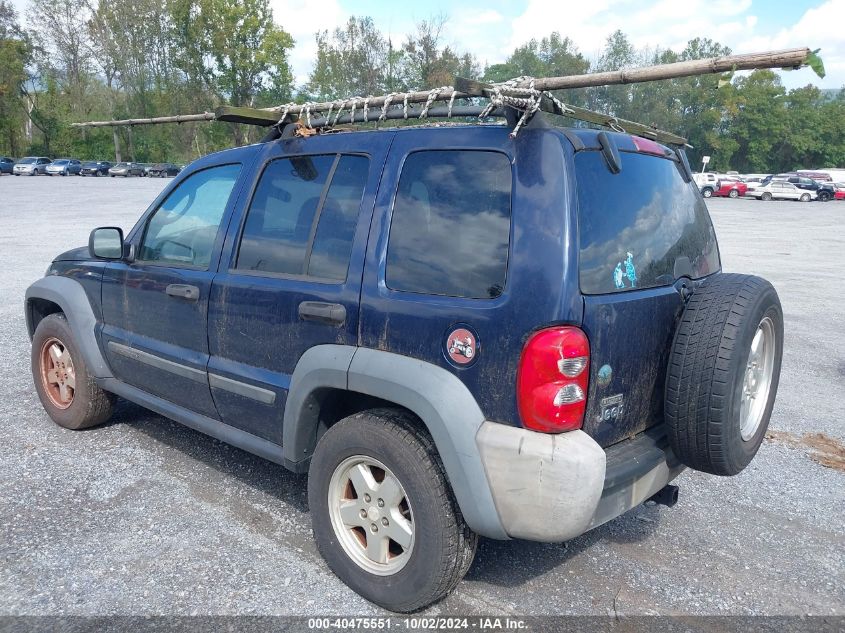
[476, 424, 607, 542]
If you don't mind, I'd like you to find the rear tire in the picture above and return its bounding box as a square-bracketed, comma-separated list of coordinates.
[761, 192, 772, 201]
[701, 187, 713, 198]
[31, 314, 115, 430]
[308, 408, 477, 612]
[800, 193, 811, 202]
[665, 274, 783, 476]
[728, 189, 739, 198]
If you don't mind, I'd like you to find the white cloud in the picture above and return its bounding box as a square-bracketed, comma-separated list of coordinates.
[269, 0, 348, 86]
[739, 0, 845, 88]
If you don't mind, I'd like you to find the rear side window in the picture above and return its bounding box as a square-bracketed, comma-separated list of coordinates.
[236, 154, 368, 280]
[386, 150, 512, 299]
[576, 151, 720, 295]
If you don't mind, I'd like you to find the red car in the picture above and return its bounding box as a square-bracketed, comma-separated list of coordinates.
[713, 179, 748, 198]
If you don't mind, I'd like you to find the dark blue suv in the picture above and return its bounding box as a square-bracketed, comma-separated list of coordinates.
[25, 118, 783, 611]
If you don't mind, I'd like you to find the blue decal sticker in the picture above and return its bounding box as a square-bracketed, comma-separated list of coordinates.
[612, 252, 637, 289]
[625, 252, 637, 287]
[613, 263, 625, 289]
[597, 364, 613, 387]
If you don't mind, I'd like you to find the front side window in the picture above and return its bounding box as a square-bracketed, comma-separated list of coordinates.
[386, 150, 512, 299]
[236, 154, 369, 280]
[139, 163, 241, 268]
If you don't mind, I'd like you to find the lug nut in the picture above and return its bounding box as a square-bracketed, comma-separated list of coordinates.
[359, 509, 367, 519]
[364, 494, 371, 503]
[377, 498, 384, 507]
[370, 523, 378, 533]
[381, 517, 389, 526]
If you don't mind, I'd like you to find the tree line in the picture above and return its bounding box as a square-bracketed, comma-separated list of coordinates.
[1, 0, 842, 173]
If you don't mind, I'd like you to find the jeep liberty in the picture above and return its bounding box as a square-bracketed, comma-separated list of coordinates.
[25, 116, 783, 612]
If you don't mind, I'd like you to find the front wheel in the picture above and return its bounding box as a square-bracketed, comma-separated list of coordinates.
[800, 193, 811, 202]
[701, 187, 713, 198]
[31, 314, 115, 430]
[761, 192, 773, 201]
[308, 408, 477, 612]
[728, 189, 739, 198]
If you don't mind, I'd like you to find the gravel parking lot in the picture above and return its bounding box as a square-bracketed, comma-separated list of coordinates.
[0, 175, 843, 616]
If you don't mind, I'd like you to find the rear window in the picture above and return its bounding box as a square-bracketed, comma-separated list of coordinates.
[576, 151, 720, 295]
[386, 150, 512, 299]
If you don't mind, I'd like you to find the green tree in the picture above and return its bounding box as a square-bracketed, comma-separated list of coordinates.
[0, 1, 30, 155]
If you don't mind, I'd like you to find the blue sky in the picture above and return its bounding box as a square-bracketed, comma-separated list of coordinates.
[9, 0, 844, 89]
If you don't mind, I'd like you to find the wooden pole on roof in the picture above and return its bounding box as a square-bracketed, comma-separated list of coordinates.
[68, 47, 813, 129]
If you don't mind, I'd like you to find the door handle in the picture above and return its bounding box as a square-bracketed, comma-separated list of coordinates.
[298, 301, 346, 326]
[165, 284, 200, 301]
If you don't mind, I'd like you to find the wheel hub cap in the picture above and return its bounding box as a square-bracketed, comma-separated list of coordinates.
[740, 317, 775, 441]
[40, 337, 76, 409]
[328, 455, 414, 575]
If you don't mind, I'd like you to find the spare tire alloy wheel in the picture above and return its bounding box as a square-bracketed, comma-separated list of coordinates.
[740, 317, 776, 441]
[665, 274, 783, 476]
[328, 455, 414, 575]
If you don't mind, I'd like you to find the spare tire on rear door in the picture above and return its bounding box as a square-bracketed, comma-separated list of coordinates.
[665, 273, 783, 476]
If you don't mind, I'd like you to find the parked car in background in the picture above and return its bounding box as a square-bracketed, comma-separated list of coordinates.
[693, 172, 720, 197]
[751, 181, 815, 201]
[713, 178, 748, 198]
[833, 183, 845, 200]
[13, 157, 51, 176]
[80, 161, 112, 176]
[46, 159, 82, 176]
[108, 162, 145, 177]
[0, 156, 14, 175]
[147, 162, 181, 178]
[761, 174, 834, 201]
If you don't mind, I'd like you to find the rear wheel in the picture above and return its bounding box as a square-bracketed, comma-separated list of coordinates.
[31, 314, 115, 430]
[665, 274, 783, 476]
[728, 189, 739, 198]
[800, 193, 811, 202]
[761, 192, 772, 201]
[818, 191, 831, 202]
[308, 408, 477, 612]
[701, 187, 714, 198]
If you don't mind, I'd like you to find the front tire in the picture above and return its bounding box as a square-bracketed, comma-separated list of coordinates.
[701, 187, 713, 198]
[31, 314, 115, 430]
[728, 189, 739, 198]
[308, 408, 477, 612]
[761, 192, 773, 201]
[800, 193, 811, 202]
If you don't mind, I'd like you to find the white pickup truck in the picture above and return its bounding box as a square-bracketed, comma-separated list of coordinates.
[693, 172, 721, 198]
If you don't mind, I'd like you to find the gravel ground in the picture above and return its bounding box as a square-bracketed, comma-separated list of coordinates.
[0, 175, 843, 616]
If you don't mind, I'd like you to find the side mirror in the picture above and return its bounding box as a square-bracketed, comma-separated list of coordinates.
[89, 227, 124, 260]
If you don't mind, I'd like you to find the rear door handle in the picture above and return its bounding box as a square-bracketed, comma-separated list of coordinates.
[298, 301, 346, 326]
[165, 284, 200, 301]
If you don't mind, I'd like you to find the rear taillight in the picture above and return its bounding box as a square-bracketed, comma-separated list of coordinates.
[517, 326, 590, 433]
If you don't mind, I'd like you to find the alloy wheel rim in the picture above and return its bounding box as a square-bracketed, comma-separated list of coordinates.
[40, 337, 76, 409]
[328, 455, 414, 575]
[739, 317, 775, 441]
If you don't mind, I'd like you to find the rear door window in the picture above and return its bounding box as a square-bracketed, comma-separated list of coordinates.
[236, 154, 369, 281]
[576, 150, 720, 295]
[386, 150, 512, 299]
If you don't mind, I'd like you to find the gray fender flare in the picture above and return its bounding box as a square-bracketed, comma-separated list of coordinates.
[24, 276, 113, 379]
[283, 345, 508, 540]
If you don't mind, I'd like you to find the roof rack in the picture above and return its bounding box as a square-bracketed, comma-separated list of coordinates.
[69, 47, 814, 148]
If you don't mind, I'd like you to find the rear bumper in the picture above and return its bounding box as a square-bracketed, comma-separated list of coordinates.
[476, 422, 683, 542]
